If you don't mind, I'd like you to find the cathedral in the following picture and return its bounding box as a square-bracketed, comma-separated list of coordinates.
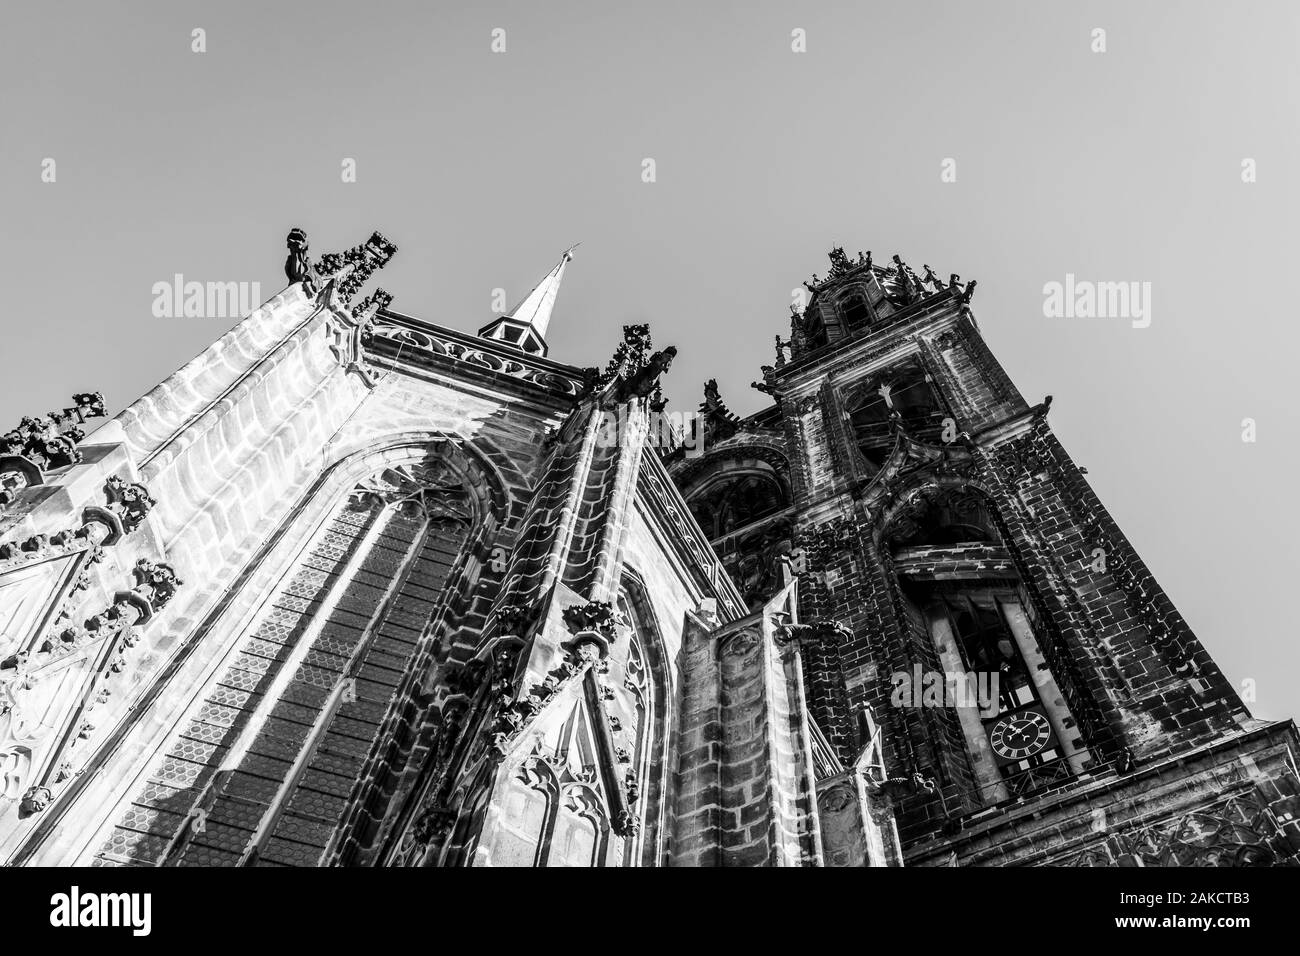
[1, 229, 1297, 867]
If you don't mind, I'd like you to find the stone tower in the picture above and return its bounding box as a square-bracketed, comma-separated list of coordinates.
[664, 248, 1300, 866]
[0, 234, 1296, 867]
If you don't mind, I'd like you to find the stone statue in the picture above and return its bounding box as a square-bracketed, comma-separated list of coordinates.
[285, 228, 314, 291]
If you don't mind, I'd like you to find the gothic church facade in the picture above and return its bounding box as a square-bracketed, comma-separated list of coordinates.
[1, 231, 1296, 867]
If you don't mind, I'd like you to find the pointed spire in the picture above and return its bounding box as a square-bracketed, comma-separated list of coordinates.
[478, 245, 577, 357]
[507, 244, 576, 340]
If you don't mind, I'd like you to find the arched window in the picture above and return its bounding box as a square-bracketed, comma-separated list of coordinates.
[687, 473, 786, 540]
[93, 449, 482, 867]
[883, 487, 1086, 805]
[846, 361, 946, 470]
[617, 580, 670, 865]
[839, 291, 871, 329]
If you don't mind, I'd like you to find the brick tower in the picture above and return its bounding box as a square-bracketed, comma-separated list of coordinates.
[665, 248, 1300, 866]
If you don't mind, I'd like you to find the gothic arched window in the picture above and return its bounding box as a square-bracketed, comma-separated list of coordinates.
[846, 361, 946, 469]
[883, 487, 1085, 807]
[93, 450, 482, 867]
[687, 472, 787, 541]
[616, 581, 670, 865]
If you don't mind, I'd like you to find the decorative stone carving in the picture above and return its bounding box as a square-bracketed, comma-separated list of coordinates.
[868, 772, 937, 802]
[616, 808, 640, 835]
[597, 324, 654, 388]
[0, 524, 98, 572]
[494, 602, 538, 639]
[410, 806, 457, 845]
[16, 556, 184, 817]
[561, 601, 625, 645]
[696, 378, 744, 447]
[365, 323, 584, 396]
[350, 287, 393, 324]
[81, 474, 157, 540]
[719, 629, 760, 660]
[19, 785, 52, 815]
[0, 393, 106, 506]
[285, 228, 398, 308]
[825, 246, 872, 281]
[324, 232, 398, 306]
[349, 461, 472, 525]
[611, 346, 677, 405]
[486, 638, 599, 763]
[771, 615, 853, 648]
[1059, 791, 1290, 867]
[128, 558, 183, 612]
[285, 228, 313, 289]
[752, 363, 779, 397]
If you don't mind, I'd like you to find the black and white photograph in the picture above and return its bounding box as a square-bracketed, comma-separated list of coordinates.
[0, 0, 1294, 938]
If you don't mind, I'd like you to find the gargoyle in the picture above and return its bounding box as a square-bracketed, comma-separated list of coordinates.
[751, 365, 778, 396]
[612, 346, 677, 403]
[870, 772, 937, 801]
[772, 615, 853, 647]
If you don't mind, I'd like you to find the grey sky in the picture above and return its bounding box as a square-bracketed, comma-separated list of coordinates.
[2, 1, 1297, 719]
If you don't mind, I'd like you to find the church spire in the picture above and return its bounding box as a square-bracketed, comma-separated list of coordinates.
[478, 245, 577, 357]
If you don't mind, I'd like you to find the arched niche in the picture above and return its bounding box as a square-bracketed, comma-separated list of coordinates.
[875, 482, 1091, 813]
[682, 458, 791, 543]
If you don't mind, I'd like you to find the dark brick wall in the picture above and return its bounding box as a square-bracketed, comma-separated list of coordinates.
[669, 288, 1298, 864]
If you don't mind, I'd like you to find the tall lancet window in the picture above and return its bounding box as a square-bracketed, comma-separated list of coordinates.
[94, 453, 480, 867]
[616, 581, 669, 865]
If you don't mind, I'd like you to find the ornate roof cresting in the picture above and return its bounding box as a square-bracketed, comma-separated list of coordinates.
[0, 393, 107, 507]
[283, 227, 397, 309]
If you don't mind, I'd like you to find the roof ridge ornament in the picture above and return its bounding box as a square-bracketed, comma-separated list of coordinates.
[283, 227, 398, 309]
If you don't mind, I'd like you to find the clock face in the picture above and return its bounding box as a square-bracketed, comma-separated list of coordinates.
[988, 710, 1052, 761]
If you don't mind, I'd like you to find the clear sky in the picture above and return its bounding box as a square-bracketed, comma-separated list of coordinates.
[2, 1, 1297, 720]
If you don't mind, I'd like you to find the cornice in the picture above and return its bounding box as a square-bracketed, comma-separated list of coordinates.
[365, 308, 588, 401]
